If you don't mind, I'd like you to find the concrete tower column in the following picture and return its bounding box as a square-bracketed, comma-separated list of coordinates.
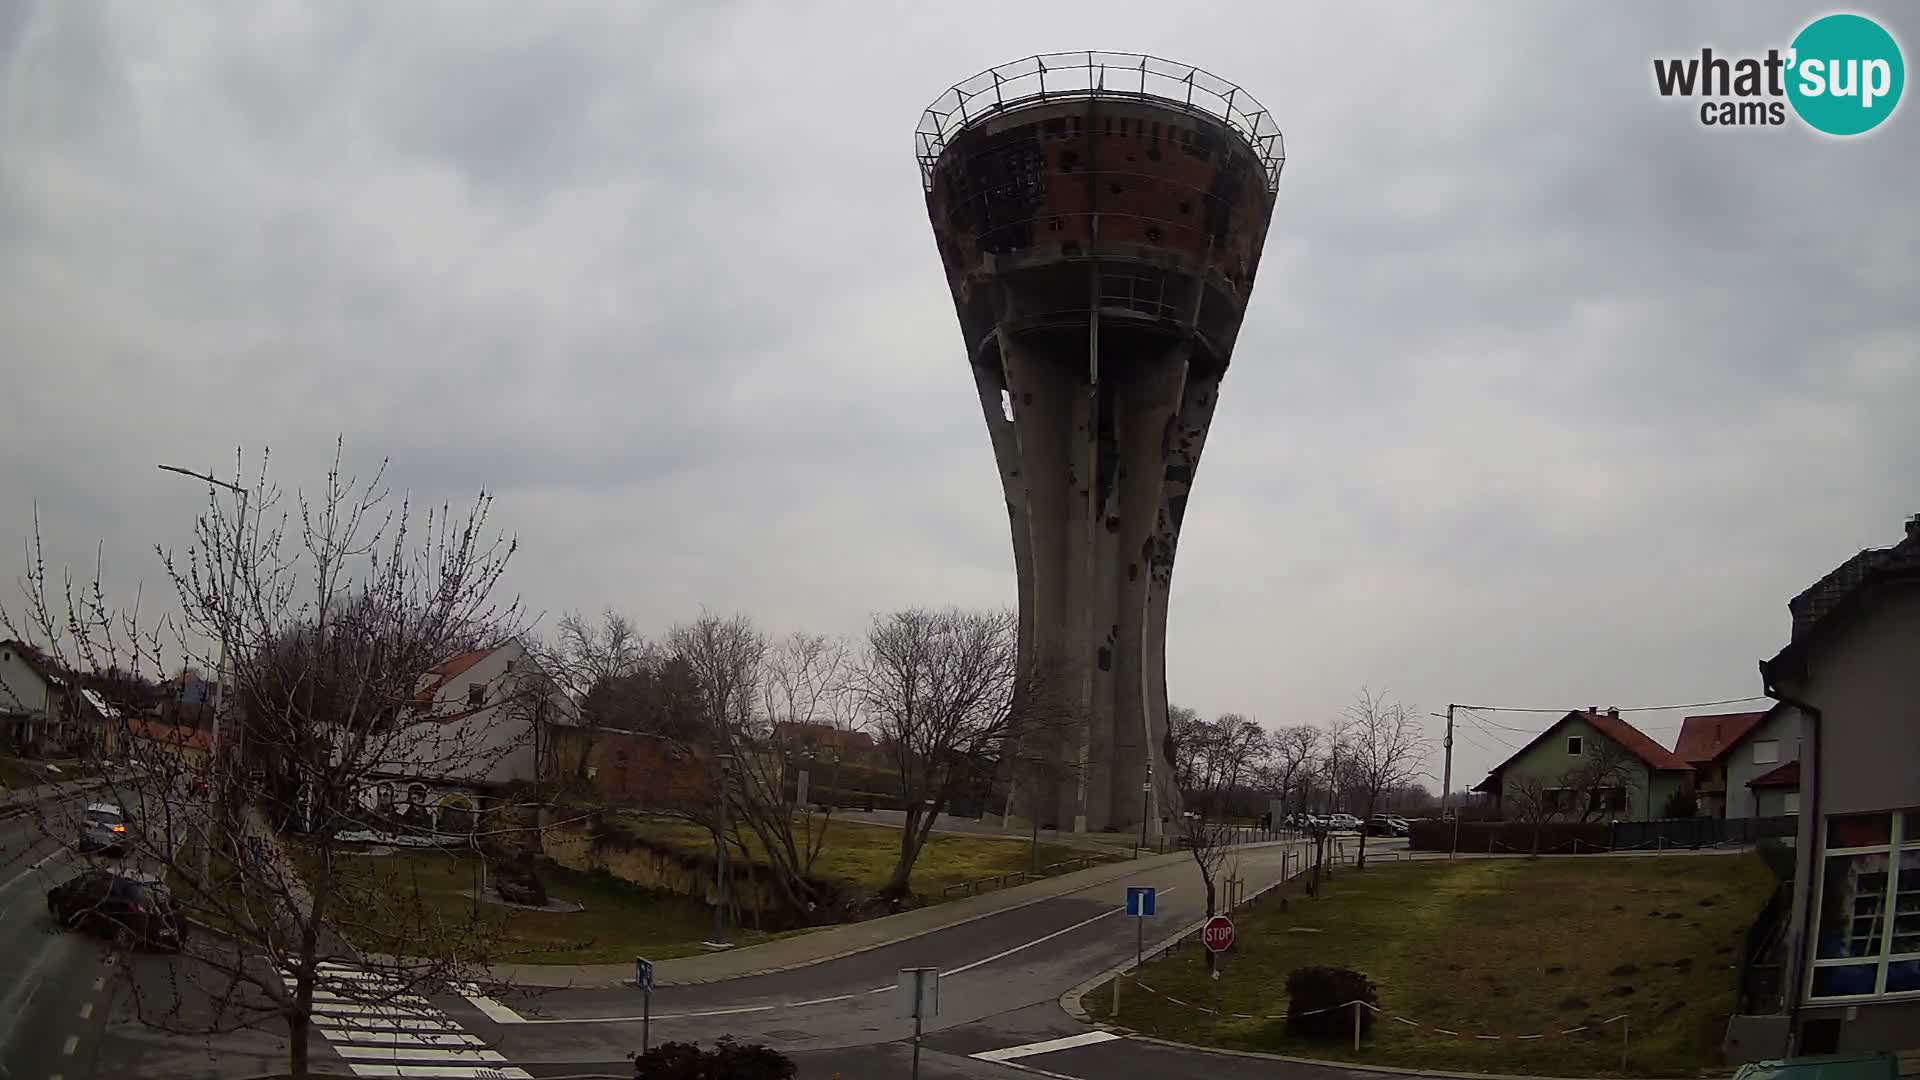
[1109, 347, 1191, 836]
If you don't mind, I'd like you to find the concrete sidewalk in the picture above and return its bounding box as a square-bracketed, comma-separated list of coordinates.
[489, 837, 1301, 991]
[0, 771, 117, 815]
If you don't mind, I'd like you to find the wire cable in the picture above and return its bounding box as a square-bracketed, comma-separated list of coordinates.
[1452, 695, 1768, 715]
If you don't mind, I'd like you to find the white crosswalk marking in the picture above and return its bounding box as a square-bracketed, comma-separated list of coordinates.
[286, 963, 529, 1078]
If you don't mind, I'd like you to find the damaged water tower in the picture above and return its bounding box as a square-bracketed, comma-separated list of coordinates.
[917, 53, 1284, 835]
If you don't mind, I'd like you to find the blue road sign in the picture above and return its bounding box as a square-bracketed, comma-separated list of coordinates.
[1126, 885, 1157, 917]
[635, 956, 655, 992]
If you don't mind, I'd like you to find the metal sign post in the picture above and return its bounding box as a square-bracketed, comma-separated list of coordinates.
[896, 967, 939, 1080]
[635, 957, 655, 1054]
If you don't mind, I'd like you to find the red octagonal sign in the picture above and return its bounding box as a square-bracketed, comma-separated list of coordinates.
[1202, 915, 1235, 953]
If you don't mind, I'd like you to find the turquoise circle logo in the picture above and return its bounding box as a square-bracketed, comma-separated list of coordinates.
[1787, 13, 1905, 135]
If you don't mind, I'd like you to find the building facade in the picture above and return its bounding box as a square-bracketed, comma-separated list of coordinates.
[1759, 514, 1920, 1057]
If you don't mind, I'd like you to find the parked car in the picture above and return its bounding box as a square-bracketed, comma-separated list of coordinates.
[1326, 813, 1363, 833]
[77, 803, 130, 855]
[46, 869, 188, 950]
[1367, 814, 1410, 836]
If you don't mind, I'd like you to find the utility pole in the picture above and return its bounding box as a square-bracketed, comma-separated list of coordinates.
[1439, 705, 1455, 817]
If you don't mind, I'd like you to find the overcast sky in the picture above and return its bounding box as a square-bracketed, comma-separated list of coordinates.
[3, 1, 1915, 791]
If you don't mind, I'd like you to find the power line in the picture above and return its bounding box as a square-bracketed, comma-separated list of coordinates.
[1460, 713, 1524, 750]
[1454, 695, 1769, 715]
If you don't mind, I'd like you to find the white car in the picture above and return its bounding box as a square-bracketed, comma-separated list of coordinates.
[1325, 813, 1363, 833]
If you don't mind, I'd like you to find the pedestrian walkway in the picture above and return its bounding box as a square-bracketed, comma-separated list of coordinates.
[290, 961, 530, 1079]
[488, 836, 1306, 989]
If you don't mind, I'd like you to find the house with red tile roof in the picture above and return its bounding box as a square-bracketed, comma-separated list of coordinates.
[1673, 709, 1769, 818]
[1471, 707, 1694, 822]
[341, 640, 576, 833]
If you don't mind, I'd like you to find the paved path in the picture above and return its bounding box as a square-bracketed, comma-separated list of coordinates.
[489, 834, 1293, 990]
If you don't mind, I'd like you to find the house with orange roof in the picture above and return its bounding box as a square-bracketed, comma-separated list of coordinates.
[1472, 707, 1694, 822]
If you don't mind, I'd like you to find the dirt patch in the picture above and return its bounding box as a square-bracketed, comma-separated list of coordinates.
[1610, 985, 1636, 997]
[1544, 964, 1565, 975]
[1556, 995, 1590, 1011]
[1608, 963, 1640, 977]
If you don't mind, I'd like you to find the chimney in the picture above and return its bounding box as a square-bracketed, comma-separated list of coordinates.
[1607, 707, 1620, 718]
[1906, 513, 1920, 543]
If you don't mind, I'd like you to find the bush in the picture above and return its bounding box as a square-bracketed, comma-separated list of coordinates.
[631, 1037, 795, 1079]
[1285, 966, 1378, 1040]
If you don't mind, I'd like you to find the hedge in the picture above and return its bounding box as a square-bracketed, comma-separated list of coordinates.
[1407, 819, 1610, 854]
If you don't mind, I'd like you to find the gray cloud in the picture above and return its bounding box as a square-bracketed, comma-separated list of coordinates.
[3, 0, 1915, 790]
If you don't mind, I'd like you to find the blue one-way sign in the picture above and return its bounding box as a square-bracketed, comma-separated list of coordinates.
[1126, 885, 1157, 917]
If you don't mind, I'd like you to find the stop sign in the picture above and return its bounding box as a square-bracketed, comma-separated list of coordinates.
[1202, 915, 1235, 953]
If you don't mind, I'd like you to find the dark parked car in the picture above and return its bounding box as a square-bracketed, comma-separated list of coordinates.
[46, 869, 188, 950]
[1367, 814, 1410, 837]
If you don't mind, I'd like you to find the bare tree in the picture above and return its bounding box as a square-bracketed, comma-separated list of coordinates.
[1342, 688, 1429, 869]
[1258, 724, 1321, 821]
[723, 630, 851, 917]
[846, 607, 1072, 901]
[4, 442, 534, 1080]
[1561, 740, 1635, 823]
[1166, 704, 1205, 793]
[1502, 775, 1556, 854]
[540, 609, 648, 787]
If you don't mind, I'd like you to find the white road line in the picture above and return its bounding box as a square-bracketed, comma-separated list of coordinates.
[343, 1065, 533, 1079]
[78, 1002, 93, 1020]
[62, 1034, 79, 1056]
[323, 1031, 485, 1048]
[91, 977, 105, 992]
[0, 844, 70, 893]
[971, 1030, 1123, 1062]
[313, 1015, 462, 1032]
[330, 1046, 509, 1062]
[309, 1002, 443, 1018]
[311, 990, 433, 1007]
[456, 987, 525, 1024]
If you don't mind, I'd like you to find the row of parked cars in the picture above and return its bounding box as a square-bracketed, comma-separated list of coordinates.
[1281, 812, 1415, 836]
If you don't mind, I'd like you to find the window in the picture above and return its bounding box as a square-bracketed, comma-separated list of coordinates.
[1808, 810, 1920, 1000]
[1784, 793, 1801, 815]
[1752, 739, 1780, 765]
[1567, 736, 1583, 756]
[467, 683, 486, 708]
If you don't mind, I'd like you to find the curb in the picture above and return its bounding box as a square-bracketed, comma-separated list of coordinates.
[1060, 842, 1315, 1022]
[495, 838, 1303, 991]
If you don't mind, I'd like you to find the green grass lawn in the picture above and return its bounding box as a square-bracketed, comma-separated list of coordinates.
[313, 817, 1092, 966]
[600, 813, 1097, 899]
[308, 847, 816, 965]
[1087, 853, 1776, 1077]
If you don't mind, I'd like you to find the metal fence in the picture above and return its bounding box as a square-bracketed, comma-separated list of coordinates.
[1607, 815, 1798, 851]
[915, 50, 1285, 192]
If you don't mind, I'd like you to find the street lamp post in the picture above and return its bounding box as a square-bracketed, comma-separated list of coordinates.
[158, 464, 247, 883]
[710, 753, 736, 946]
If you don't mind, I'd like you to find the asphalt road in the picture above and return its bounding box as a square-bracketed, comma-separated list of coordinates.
[0, 792, 134, 1080]
[4, 804, 1398, 1080]
[473, 836, 1346, 1075]
[1, 784, 330, 1080]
